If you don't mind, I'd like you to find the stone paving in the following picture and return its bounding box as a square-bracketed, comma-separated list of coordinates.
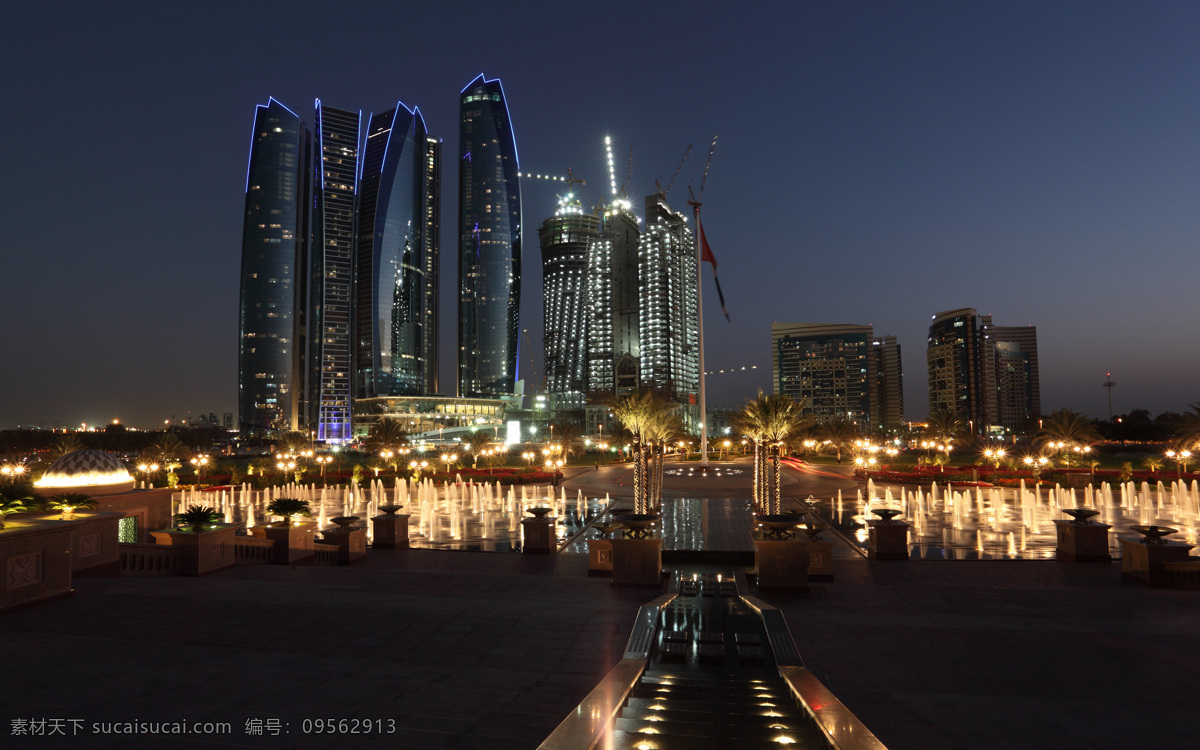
[4, 460, 1198, 750]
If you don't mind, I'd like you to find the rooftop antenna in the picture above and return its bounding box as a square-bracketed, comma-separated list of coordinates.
[1103, 373, 1116, 422]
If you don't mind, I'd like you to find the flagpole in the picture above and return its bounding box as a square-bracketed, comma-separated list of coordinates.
[694, 205, 709, 467]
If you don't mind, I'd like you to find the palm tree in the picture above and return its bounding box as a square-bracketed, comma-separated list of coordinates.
[612, 391, 672, 514]
[465, 430, 493, 469]
[0, 480, 36, 529]
[1171, 402, 1200, 452]
[555, 421, 583, 459]
[277, 430, 309, 456]
[735, 391, 810, 513]
[817, 415, 860, 464]
[266, 497, 311, 527]
[645, 409, 683, 512]
[147, 434, 188, 464]
[1037, 409, 1101, 466]
[366, 420, 408, 456]
[44, 492, 98, 520]
[927, 408, 968, 447]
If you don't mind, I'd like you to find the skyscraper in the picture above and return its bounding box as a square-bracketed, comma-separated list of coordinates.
[871, 334, 905, 431]
[586, 199, 641, 400]
[355, 104, 440, 400]
[538, 195, 598, 410]
[458, 74, 522, 399]
[309, 102, 360, 442]
[638, 192, 698, 406]
[980, 315, 1040, 433]
[772, 323, 876, 428]
[927, 308, 1039, 435]
[238, 98, 311, 434]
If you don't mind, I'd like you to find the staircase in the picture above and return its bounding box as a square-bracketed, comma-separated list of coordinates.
[606, 573, 828, 749]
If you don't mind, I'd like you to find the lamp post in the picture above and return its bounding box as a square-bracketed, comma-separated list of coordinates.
[316, 455, 331, 486]
[190, 455, 208, 486]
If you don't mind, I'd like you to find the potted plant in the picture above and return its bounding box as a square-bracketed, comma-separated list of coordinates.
[150, 504, 237, 576]
[174, 504, 223, 531]
[44, 492, 99, 521]
[266, 497, 311, 526]
[261, 497, 315, 563]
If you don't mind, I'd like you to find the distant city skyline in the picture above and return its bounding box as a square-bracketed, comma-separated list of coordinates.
[4, 2, 1199, 429]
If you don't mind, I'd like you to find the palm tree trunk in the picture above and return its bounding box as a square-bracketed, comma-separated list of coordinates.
[752, 440, 761, 511]
[633, 441, 643, 514]
[773, 452, 782, 514]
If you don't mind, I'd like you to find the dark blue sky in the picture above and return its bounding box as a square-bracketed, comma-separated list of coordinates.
[3, 1, 1198, 429]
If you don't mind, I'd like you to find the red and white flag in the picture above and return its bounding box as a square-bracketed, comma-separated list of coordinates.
[698, 215, 729, 321]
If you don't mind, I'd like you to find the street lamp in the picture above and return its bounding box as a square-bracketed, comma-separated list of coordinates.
[190, 455, 208, 486]
[315, 455, 332, 485]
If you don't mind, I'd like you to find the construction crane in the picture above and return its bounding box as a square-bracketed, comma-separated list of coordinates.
[655, 144, 692, 199]
[519, 167, 595, 210]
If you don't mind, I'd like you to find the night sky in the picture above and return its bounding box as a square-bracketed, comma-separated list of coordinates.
[3, 1, 1198, 430]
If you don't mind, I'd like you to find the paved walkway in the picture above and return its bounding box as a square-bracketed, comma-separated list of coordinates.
[4, 461, 1197, 750]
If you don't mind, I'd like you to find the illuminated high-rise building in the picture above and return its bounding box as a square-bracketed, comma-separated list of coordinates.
[538, 195, 598, 410]
[238, 98, 312, 435]
[586, 199, 641, 400]
[927, 308, 1039, 435]
[458, 74, 522, 399]
[355, 104, 440, 400]
[773, 323, 876, 428]
[638, 193, 698, 406]
[310, 102, 360, 442]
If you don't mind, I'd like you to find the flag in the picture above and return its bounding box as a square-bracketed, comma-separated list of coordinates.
[698, 215, 730, 321]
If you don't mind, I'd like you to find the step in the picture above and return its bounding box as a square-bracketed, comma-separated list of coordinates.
[608, 728, 824, 750]
[621, 704, 813, 727]
[613, 718, 825, 745]
[626, 696, 807, 719]
[629, 683, 794, 703]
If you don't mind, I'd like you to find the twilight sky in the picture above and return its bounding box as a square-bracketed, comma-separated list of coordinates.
[2, 1, 1198, 430]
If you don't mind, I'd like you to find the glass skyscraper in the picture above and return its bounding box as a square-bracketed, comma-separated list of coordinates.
[638, 193, 698, 405]
[356, 104, 440, 399]
[586, 200, 641, 400]
[538, 195, 598, 409]
[238, 98, 311, 434]
[310, 102, 360, 442]
[458, 74, 522, 399]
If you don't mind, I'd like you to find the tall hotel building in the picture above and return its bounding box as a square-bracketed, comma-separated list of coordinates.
[458, 75, 522, 399]
[927, 308, 1039, 435]
[355, 104, 440, 400]
[772, 323, 904, 431]
[586, 199, 641, 400]
[638, 193, 698, 405]
[238, 95, 442, 441]
[238, 98, 312, 433]
[309, 103, 360, 442]
[538, 195, 598, 409]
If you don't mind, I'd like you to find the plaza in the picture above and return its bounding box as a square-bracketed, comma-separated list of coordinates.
[2, 460, 1198, 749]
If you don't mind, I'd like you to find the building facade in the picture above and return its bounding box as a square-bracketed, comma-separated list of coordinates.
[238, 98, 311, 434]
[586, 199, 641, 400]
[773, 323, 876, 429]
[871, 335, 905, 431]
[638, 193, 698, 408]
[927, 308, 1039, 435]
[538, 195, 598, 410]
[355, 104, 440, 401]
[309, 102, 360, 442]
[458, 75, 522, 399]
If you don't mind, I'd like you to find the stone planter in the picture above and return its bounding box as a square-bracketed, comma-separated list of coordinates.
[0, 518, 76, 614]
[371, 513, 411, 549]
[1119, 536, 1195, 587]
[868, 520, 910, 560]
[321, 526, 368, 564]
[587, 539, 613, 575]
[521, 518, 556, 554]
[611, 538, 662, 586]
[151, 523, 238, 576]
[754, 538, 810, 590]
[799, 540, 835, 581]
[1053, 519, 1112, 563]
[258, 522, 316, 564]
[40, 512, 123, 577]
